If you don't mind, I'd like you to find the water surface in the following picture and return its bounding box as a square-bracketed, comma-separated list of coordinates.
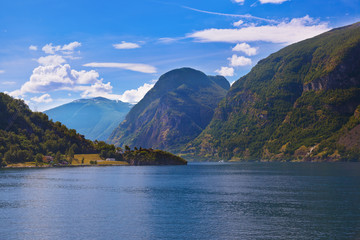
[1, 162, 360, 240]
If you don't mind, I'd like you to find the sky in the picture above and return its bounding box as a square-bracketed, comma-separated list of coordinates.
[0, 0, 359, 111]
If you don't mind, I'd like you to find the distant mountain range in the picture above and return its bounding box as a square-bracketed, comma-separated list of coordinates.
[108, 67, 230, 152]
[184, 22, 360, 161]
[45, 97, 132, 141]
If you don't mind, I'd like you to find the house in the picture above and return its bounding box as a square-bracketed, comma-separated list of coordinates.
[106, 158, 116, 161]
[42, 156, 54, 163]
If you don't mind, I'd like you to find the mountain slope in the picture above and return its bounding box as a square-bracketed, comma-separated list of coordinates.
[185, 22, 360, 161]
[0, 93, 95, 164]
[45, 97, 132, 141]
[108, 67, 230, 152]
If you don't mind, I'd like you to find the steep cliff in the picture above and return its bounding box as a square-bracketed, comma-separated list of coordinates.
[185, 22, 360, 161]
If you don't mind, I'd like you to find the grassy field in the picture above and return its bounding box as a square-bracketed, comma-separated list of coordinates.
[73, 154, 128, 165]
[97, 161, 129, 165]
[5, 162, 38, 168]
[73, 154, 102, 165]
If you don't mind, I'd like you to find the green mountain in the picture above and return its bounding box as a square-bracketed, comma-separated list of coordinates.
[0, 93, 95, 165]
[108, 67, 230, 152]
[45, 97, 132, 141]
[184, 22, 360, 162]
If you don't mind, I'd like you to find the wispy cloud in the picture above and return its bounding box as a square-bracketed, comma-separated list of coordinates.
[233, 20, 244, 27]
[29, 45, 38, 51]
[232, 0, 245, 5]
[83, 62, 157, 74]
[113, 41, 141, 49]
[0, 70, 5, 74]
[158, 37, 186, 44]
[31, 93, 53, 103]
[188, 16, 330, 45]
[1, 81, 16, 85]
[215, 67, 234, 77]
[42, 41, 81, 54]
[182, 6, 278, 23]
[260, 0, 289, 4]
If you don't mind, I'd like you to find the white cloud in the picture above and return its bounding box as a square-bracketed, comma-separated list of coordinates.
[233, 20, 244, 27]
[260, 0, 289, 4]
[10, 64, 101, 97]
[0, 70, 4, 74]
[42, 41, 81, 54]
[83, 62, 157, 74]
[233, 0, 245, 4]
[62, 42, 82, 52]
[188, 16, 330, 45]
[78, 81, 154, 104]
[29, 45, 38, 51]
[1, 81, 16, 85]
[232, 43, 258, 56]
[113, 41, 141, 49]
[42, 44, 61, 54]
[229, 54, 252, 67]
[118, 83, 154, 104]
[31, 93, 53, 103]
[37, 55, 66, 66]
[72, 69, 100, 84]
[79, 80, 113, 98]
[20, 64, 76, 94]
[215, 67, 234, 77]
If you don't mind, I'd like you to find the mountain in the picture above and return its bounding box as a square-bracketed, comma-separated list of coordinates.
[108, 67, 230, 152]
[0, 93, 95, 165]
[45, 97, 132, 141]
[184, 22, 360, 162]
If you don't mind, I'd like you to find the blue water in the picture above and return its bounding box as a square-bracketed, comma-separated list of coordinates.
[1, 162, 360, 240]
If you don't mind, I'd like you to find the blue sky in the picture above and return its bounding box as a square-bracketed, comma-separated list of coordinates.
[0, 0, 359, 111]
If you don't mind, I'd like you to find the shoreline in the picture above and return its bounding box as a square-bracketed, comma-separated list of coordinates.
[2, 163, 130, 169]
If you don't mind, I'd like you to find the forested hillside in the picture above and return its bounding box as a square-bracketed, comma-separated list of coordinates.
[0, 93, 96, 165]
[184, 22, 360, 162]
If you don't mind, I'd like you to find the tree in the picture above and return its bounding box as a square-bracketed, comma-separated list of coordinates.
[54, 151, 61, 164]
[35, 153, 43, 166]
[68, 149, 74, 165]
[125, 145, 130, 152]
[0, 152, 4, 167]
[4, 151, 14, 164]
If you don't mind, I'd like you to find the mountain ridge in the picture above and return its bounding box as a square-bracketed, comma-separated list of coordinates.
[108, 67, 230, 153]
[45, 97, 132, 141]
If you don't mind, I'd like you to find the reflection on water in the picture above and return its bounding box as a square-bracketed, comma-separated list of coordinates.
[1, 163, 360, 240]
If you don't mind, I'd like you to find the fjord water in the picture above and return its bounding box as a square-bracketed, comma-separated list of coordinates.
[1, 163, 360, 240]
